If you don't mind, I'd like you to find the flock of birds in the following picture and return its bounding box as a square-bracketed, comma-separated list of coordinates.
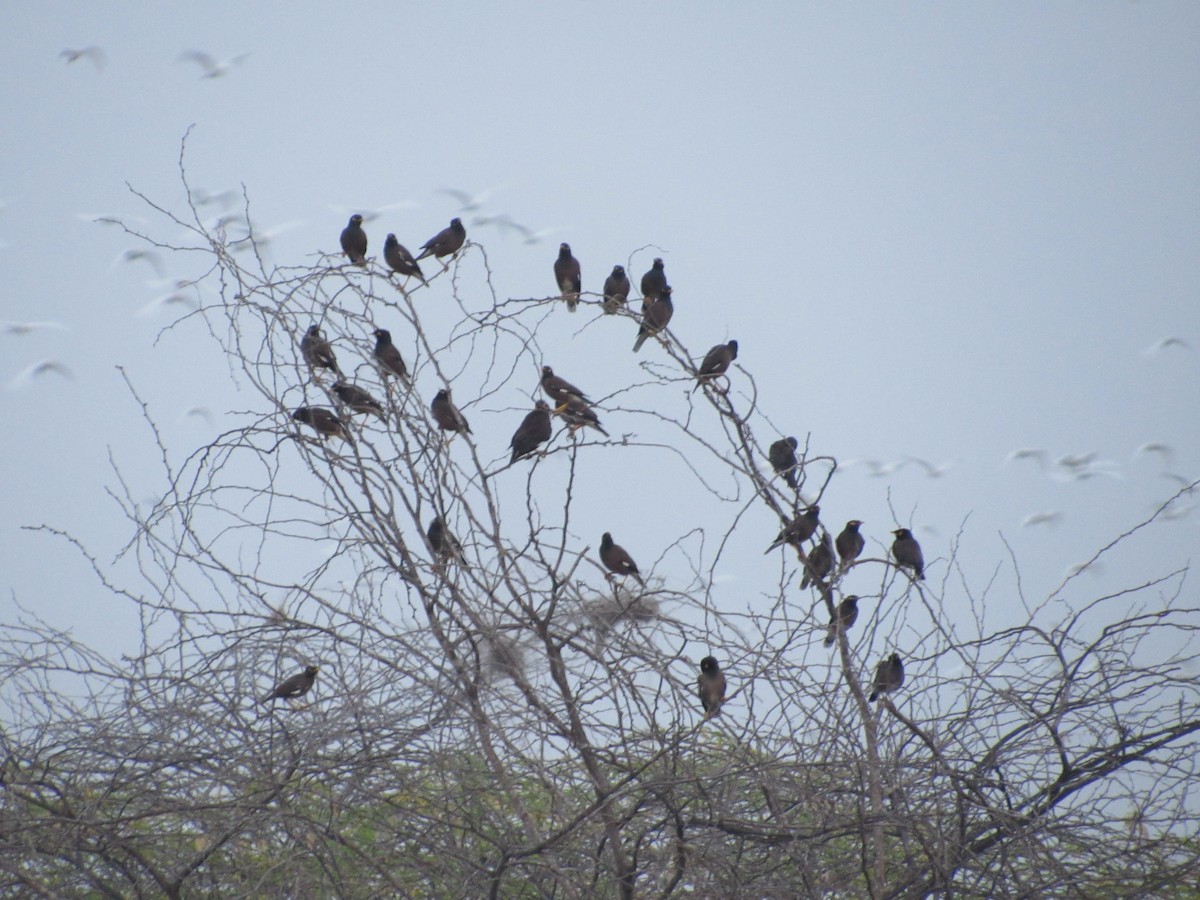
[262, 213, 931, 716]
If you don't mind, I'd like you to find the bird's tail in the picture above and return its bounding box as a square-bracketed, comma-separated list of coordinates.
[632, 332, 648, 352]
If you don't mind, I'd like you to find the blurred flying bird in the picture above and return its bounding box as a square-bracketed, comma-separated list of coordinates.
[339, 214, 367, 265]
[416, 218, 466, 261]
[1006, 448, 1047, 467]
[632, 285, 674, 352]
[698, 656, 727, 718]
[60, 46, 106, 70]
[602, 265, 630, 313]
[437, 186, 498, 212]
[554, 243, 582, 312]
[178, 50, 250, 79]
[891, 528, 925, 581]
[181, 406, 215, 427]
[116, 248, 165, 277]
[905, 456, 953, 478]
[1022, 511, 1063, 528]
[7, 359, 75, 389]
[1134, 442, 1174, 465]
[2, 321, 68, 336]
[869, 652, 904, 702]
[1144, 336, 1190, 354]
[768, 437, 799, 490]
[600, 532, 644, 586]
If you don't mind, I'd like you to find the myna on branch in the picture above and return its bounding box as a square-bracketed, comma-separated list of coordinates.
[540, 365, 588, 405]
[263, 665, 319, 705]
[427, 516, 466, 564]
[640, 257, 667, 311]
[292, 407, 350, 442]
[869, 652, 905, 702]
[416, 217, 466, 261]
[764, 505, 821, 553]
[332, 381, 385, 419]
[800, 533, 834, 589]
[836, 520, 865, 572]
[602, 265, 630, 313]
[300, 324, 340, 377]
[768, 437, 799, 490]
[698, 656, 726, 718]
[555, 394, 608, 437]
[891, 528, 925, 581]
[509, 400, 552, 464]
[554, 242, 582, 312]
[431, 388, 471, 436]
[383, 233, 425, 283]
[693, 340, 738, 391]
[372, 328, 409, 385]
[339, 214, 367, 265]
[824, 595, 860, 647]
[632, 285, 674, 352]
[600, 532, 644, 586]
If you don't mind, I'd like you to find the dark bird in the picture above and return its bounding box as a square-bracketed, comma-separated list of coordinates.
[427, 516, 466, 564]
[332, 381, 385, 419]
[764, 505, 821, 553]
[800, 533, 834, 589]
[869, 652, 905, 702]
[768, 437, 800, 490]
[431, 388, 471, 435]
[600, 532, 644, 586]
[300, 324, 340, 377]
[509, 401, 552, 463]
[693, 340, 738, 391]
[824, 595, 860, 647]
[640, 258, 667, 310]
[602, 265, 631, 313]
[632, 285, 674, 352]
[339, 214, 367, 265]
[292, 407, 350, 441]
[383, 233, 426, 283]
[262, 665, 319, 704]
[416, 217, 467, 261]
[555, 395, 608, 437]
[836, 520, 865, 572]
[698, 656, 727, 718]
[540, 365, 588, 405]
[891, 528, 925, 581]
[554, 242, 582, 312]
[372, 328, 409, 384]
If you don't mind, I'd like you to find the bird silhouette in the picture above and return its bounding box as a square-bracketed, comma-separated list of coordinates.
[332, 381, 385, 419]
[60, 46, 106, 70]
[698, 656, 727, 718]
[554, 243, 582, 312]
[765, 506, 821, 554]
[693, 340, 738, 391]
[416, 218, 466, 261]
[540, 365, 588, 405]
[640, 258, 667, 310]
[602, 265, 630, 313]
[554, 395, 608, 436]
[427, 516, 467, 564]
[869, 653, 905, 702]
[431, 389, 471, 436]
[891, 528, 925, 580]
[835, 520, 864, 572]
[509, 401, 552, 464]
[600, 532, 644, 586]
[632, 285, 674, 352]
[824, 595, 860, 647]
[300, 325, 340, 377]
[768, 437, 799, 490]
[383, 234, 425, 283]
[292, 407, 350, 441]
[339, 214, 367, 265]
[178, 50, 250, 79]
[262, 665, 319, 705]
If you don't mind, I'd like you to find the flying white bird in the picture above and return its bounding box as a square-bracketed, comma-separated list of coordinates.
[1022, 511, 1063, 528]
[1006, 448, 1046, 467]
[1144, 336, 1190, 354]
[2, 321, 69, 336]
[7, 359, 75, 389]
[60, 46, 106, 70]
[178, 50, 250, 79]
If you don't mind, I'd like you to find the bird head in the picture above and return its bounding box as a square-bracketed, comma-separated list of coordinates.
[385, 233, 397, 243]
[612, 265, 625, 275]
[892, 528, 911, 538]
[373, 328, 390, 341]
[450, 217, 463, 228]
[600, 532, 613, 549]
[306, 324, 321, 337]
[728, 340, 739, 356]
[700, 656, 720, 674]
[304, 665, 320, 678]
[541, 365, 554, 378]
[350, 214, 363, 226]
[786, 436, 798, 450]
[806, 505, 821, 518]
[534, 400, 550, 411]
[559, 242, 571, 255]
[291, 408, 310, 423]
[653, 258, 663, 268]
[660, 285, 673, 297]
[844, 595, 859, 609]
[848, 519, 863, 529]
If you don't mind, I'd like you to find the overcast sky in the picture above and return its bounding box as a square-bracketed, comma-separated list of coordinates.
[2, 2, 1197, 659]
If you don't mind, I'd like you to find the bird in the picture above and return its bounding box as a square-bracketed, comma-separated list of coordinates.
[339, 214, 367, 265]
[292, 407, 350, 441]
[693, 340, 738, 391]
[554, 395, 608, 436]
[509, 401, 552, 464]
[602, 265, 631, 313]
[1144, 336, 1190, 354]
[178, 50, 250, 79]
[632, 285, 674, 352]
[427, 516, 466, 564]
[800, 533, 834, 589]
[540, 365, 588, 405]
[868, 652, 905, 702]
[7, 359, 75, 389]
[905, 456, 953, 479]
[437, 186, 498, 212]
[332, 381, 385, 419]
[117, 248, 165, 276]
[300, 325, 340, 377]
[891, 528, 925, 581]
[1022, 511, 1063, 528]
[764, 505, 821, 553]
[372, 328, 409, 384]
[2, 321, 68, 336]
[698, 656, 727, 718]
[640, 258, 667, 310]
[262, 665, 319, 705]
[835, 520, 865, 572]
[768, 437, 799, 490]
[431, 388, 471, 436]
[383, 234, 425, 283]
[554, 243, 582, 312]
[1006, 448, 1047, 468]
[824, 595, 860, 647]
[416, 217, 467, 261]
[600, 532, 644, 586]
[59, 46, 106, 70]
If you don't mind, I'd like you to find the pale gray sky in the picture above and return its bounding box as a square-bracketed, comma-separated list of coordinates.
[2, 2, 1197, 651]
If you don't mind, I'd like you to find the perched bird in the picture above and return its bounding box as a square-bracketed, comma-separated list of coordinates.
[262, 665, 319, 705]
[339, 214, 367, 265]
[372, 328, 409, 384]
[632, 285, 674, 352]
[332, 381, 385, 419]
[602, 265, 631, 313]
[431, 388, 471, 436]
[540, 365, 588, 404]
[764, 505, 821, 553]
[600, 532, 644, 586]
[509, 401, 552, 464]
[383, 234, 426, 283]
[800, 533, 834, 589]
[768, 437, 800, 490]
[300, 324, 340, 377]
[640, 258, 667, 310]
[824, 595, 860, 647]
[427, 516, 466, 564]
[891, 528, 925, 581]
[555, 395, 608, 437]
[869, 652, 905, 702]
[698, 656, 727, 718]
[835, 520, 865, 572]
[554, 242, 582, 312]
[693, 340, 738, 391]
[292, 407, 350, 441]
[416, 217, 467, 261]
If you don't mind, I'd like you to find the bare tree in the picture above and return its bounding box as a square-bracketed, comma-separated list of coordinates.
[2, 143, 1198, 898]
